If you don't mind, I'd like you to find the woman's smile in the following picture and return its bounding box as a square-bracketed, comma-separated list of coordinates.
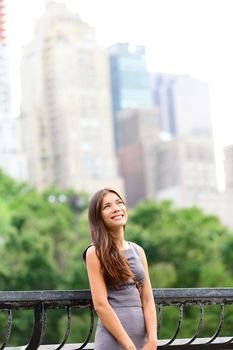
[111, 213, 124, 220]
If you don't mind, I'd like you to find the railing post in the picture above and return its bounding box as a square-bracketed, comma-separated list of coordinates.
[25, 302, 46, 350]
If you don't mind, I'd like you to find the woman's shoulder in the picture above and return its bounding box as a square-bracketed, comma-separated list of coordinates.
[129, 241, 146, 261]
[82, 243, 95, 262]
[129, 241, 144, 253]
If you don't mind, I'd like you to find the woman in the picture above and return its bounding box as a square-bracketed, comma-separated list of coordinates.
[83, 188, 158, 350]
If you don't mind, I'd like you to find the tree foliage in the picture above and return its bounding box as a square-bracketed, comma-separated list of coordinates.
[126, 199, 233, 338]
[0, 170, 90, 344]
[126, 200, 233, 288]
[0, 169, 233, 343]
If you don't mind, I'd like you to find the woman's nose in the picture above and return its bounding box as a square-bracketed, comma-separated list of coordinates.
[112, 204, 120, 212]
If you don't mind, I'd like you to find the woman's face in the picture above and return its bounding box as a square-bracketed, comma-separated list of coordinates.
[100, 191, 127, 229]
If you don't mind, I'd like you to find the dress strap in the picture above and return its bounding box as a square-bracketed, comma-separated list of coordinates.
[128, 241, 141, 257]
[82, 243, 94, 262]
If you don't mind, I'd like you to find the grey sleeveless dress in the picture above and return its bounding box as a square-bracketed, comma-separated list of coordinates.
[94, 242, 147, 350]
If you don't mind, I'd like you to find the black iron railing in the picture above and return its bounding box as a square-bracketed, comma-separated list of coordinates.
[0, 288, 233, 349]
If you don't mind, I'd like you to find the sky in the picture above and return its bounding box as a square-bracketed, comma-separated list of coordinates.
[5, 0, 233, 186]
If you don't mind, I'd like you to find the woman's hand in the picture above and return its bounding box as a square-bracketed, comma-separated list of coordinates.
[141, 339, 158, 349]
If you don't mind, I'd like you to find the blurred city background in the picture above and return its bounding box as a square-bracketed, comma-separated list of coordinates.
[1, 0, 233, 227]
[1, 0, 233, 344]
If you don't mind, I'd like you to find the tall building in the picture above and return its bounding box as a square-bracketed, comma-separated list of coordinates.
[0, 118, 28, 180]
[152, 73, 213, 137]
[0, 0, 27, 181]
[149, 73, 233, 229]
[192, 143, 233, 229]
[118, 107, 160, 207]
[109, 43, 153, 148]
[156, 135, 218, 205]
[20, 2, 122, 193]
[224, 144, 233, 189]
[195, 187, 233, 229]
[0, 0, 10, 118]
[0, 0, 5, 44]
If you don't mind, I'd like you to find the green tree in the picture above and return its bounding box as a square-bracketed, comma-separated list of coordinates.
[127, 200, 231, 288]
[126, 199, 233, 338]
[1, 169, 233, 344]
[0, 170, 90, 344]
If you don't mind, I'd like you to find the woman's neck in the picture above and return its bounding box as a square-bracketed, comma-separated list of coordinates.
[116, 240, 126, 250]
[110, 228, 125, 250]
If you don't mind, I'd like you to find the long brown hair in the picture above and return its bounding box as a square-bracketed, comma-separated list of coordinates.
[88, 188, 135, 289]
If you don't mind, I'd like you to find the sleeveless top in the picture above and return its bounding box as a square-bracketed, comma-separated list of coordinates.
[83, 242, 145, 308]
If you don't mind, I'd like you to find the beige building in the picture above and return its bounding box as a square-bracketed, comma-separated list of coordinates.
[20, 2, 122, 193]
[195, 188, 233, 229]
[224, 144, 233, 190]
[155, 136, 233, 229]
[156, 135, 218, 205]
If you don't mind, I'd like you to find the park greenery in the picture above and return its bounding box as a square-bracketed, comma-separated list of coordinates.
[0, 169, 233, 345]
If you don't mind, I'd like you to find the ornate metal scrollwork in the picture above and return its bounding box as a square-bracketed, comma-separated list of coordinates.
[0, 288, 233, 349]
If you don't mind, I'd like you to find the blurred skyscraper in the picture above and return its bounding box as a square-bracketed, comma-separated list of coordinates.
[151, 73, 213, 137]
[109, 43, 153, 149]
[116, 69, 233, 228]
[0, 0, 27, 180]
[0, 0, 5, 43]
[20, 1, 122, 193]
[224, 144, 233, 190]
[149, 73, 233, 228]
[156, 136, 217, 204]
[117, 107, 160, 207]
[117, 109, 218, 209]
[0, 0, 10, 117]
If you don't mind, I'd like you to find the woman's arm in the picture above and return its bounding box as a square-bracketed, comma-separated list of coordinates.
[138, 246, 158, 350]
[86, 246, 136, 350]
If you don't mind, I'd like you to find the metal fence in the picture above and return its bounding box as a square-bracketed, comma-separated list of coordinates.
[0, 288, 233, 349]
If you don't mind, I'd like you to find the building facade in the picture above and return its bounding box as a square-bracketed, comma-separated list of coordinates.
[109, 43, 153, 149]
[224, 144, 233, 190]
[0, 0, 5, 44]
[117, 107, 160, 207]
[0, 117, 27, 180]
[152, 73, 213, 137]
[0, 0, 10, 118]
[20, 2, 122, 193]
[155, 135, 233, 228]
[0, 43, 10, 117]
[156, 135, 218, 205]
[0, 0, 27, 181]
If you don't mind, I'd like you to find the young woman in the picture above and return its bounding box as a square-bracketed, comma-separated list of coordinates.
[83, 188, 158, 350]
